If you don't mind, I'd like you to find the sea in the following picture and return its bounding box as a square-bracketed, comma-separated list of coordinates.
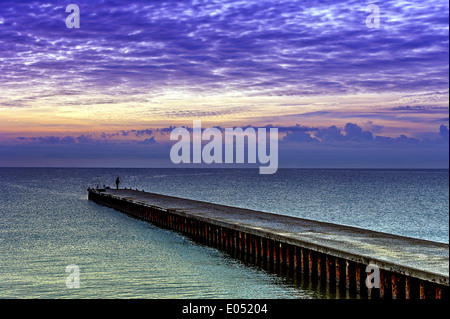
[0, 168, 448, 299]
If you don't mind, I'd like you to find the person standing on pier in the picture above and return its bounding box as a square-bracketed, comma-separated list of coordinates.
[116, 177, 120, 190]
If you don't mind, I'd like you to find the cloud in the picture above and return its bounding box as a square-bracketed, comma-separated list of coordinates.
[15, 133, 159, 146]
[12, 123, 449, 149]
[282, 131, 319, 144]
[344, 123, 374, 142]
[16, 136, 77, 145]
[314, 126, 347, 143]
[440, 125, 449, 141]
[282, 123, 448, 147]
[0, 1, 448, 168]
[4, 123, 449, 168]
[139, 137, 157, 145]
[0, 0, 448, 102]
[134, 129, 154, 137]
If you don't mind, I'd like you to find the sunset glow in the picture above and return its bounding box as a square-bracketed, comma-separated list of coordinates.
[0, 0, 448, 167]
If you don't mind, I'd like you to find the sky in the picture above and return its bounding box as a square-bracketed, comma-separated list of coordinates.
[0, 0, 448, 168]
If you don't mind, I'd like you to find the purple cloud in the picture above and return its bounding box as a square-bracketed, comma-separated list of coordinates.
[440, 125, 449, 141]
[0, 0, 448, 103]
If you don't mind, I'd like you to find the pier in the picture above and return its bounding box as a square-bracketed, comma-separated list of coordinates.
[88, 188, 449, 299]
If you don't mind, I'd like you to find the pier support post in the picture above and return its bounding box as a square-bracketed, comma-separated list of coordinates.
[232, 230, 237, 256]
[419, 282, 426, 299]
[379, 270, 392, 299]
[346, 261, 356, 293]
[219, 227, 224, 250]
[229, 229, 233, 253]
[223, 228, 228, 252]
[284, 244, 289, 271]
[317, 254, 326, 281]
[259, 237, 264, 265]
[326, 256, 336, 284]
[207, 225, 212, 246]
[262, 238, 267, 268]
[309, 250, 318, 280]
[268, 240, 274, 269]
[240, 231, 244, 257]
[244, 233, 249, 259]
[280, 243, 286, 271]
[248, 235, 252, 260]
[336, 258, 346, 289]
[436, 286, 443, 300]
[293, 246, 299, 274]
[356, 264, 367, 296]
[215, 226, 219, 247]
[301, 248, 309, 276]
[405, 277, 413, 299]
[254, 236, 260, 263]
[279, 242, 285, 271]
[274, 241, 281, 271]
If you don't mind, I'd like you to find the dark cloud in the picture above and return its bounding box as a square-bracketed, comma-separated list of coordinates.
[16, 135, 77, 145]
[344, 123, 374, 142]
[76, 135, 95, 144]
[15, 132, 159, 145]
[282, 131, 319, 144]
[4, 124, 449, 167]
[134, 129, 154, 137]
[288, 106, 450, 127]
[13, 123, 449, 148]
[314, 126, 347, 143]
[374, 135, 420, 145]
[389, 105, 450, 113]
[282, 123, 448, 147]
[440, 125, 449, 141]
[139, 137, 157, 145]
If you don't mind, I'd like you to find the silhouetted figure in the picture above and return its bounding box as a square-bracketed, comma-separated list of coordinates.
[116, 177, 120, 190]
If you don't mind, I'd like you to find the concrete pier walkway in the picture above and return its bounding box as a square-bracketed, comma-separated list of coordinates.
[88, 188, 449, 299]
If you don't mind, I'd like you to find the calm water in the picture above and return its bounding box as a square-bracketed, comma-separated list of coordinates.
[0, 168, 448, 299]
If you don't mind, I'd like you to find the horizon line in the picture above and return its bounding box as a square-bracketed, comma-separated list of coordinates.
[0, 166, 448, 170]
